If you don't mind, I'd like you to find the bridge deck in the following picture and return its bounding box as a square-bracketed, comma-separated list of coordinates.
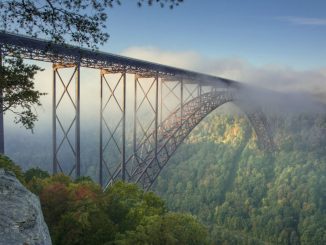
[0, 31, 236, 85]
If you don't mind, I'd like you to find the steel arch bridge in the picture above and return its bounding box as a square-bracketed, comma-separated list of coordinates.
[0, 32, 274, 190]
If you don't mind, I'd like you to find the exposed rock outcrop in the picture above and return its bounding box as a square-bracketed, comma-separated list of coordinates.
[0, 168, 52, 245]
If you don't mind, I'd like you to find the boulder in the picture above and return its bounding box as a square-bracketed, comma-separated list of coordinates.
[0, 168, 52, 245]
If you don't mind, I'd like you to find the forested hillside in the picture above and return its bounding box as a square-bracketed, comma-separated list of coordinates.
[0, 155, 209, 245]
[153, 110, 326, 244]
[5, 98, 326, 244]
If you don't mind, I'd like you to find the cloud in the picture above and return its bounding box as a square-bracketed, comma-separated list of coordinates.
[121, 46, 326, 103]
[7, 45, 326, 131]
[278, 16, 326, 26]
[121, 46, 201, 69]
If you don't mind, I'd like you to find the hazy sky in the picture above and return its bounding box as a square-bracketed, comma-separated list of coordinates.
[6, 0, 326, 125]
[104, 0, 326, 69]
[6, 0, 326, 130]
[4, 0, 326, 168]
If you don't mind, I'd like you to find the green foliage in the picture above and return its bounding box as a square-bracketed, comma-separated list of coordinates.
[0, 154, 25, 184]
[0, 56, 45, 129]
[8, 111, 326, 244]
[24, 167, 50, 182]
[116, 213, 208, 245]
[154, 112, 326, 244]
[74, 176, 94, 183]
[21, 172, 207, 245]
[103, 181, 166, 233]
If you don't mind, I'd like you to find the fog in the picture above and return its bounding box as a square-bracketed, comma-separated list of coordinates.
[4, 48, 326, 175]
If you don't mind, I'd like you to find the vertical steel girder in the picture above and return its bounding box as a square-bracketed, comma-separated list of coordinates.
[160, 79, 182, 123]
[128, 74, 160, 181]
[52, 63, 81, 178]
[0, 49, 4, 154]
[99, 69, 126, 187]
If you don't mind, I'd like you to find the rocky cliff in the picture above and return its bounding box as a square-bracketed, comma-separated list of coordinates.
[0, 168, 52, 245]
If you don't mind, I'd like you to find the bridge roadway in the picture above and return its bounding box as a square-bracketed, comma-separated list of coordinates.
[0, 31, 237, 86]
[0, 32, 273, 190]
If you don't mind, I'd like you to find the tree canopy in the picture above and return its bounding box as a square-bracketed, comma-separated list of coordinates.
[0, 56, 44, 129]
[154, 112, 326, 244]
[0, 155, 207, 245]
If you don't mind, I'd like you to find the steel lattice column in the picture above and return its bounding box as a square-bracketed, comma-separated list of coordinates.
[158, 77, 183, 146]
[126, 73, 160, 181]
[52, 63, 81, 178]
[0, 49, 4, 154]
[99, 69, 127, 187]
[160, 78, 183, 123]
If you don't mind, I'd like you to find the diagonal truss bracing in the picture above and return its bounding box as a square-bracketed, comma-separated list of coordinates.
[99, 69, 126, 186]
[128, 74, 160, 181]
[52, 64, 80, 178]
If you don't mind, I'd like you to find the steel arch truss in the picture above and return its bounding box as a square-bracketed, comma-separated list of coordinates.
[125, 90, 273, 190]
[127, 90, 232, 190]
[236, 103, 274, 151]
